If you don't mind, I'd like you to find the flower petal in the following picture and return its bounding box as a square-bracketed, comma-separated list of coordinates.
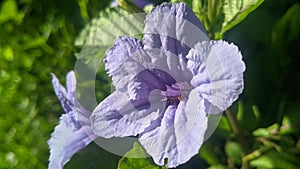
[49, 72, 97, 169]
[104, 36, 145, 91]
[105, 35, 192, 111]
[128, 68, 179, 110]
[91, 90, 166, 138]
[105, 35, 194, 92]
[134, 0, 154, 9]
[66, 71, 76, 101]
[143, 2, 207, 57]
[187, 40, 245, 111]
[48, 114, 96, 169]
[145, 49, 193, 83]
[51, 71, 93, 128]
[51, 72, 80, 128]
[138, 90, 208, 168]
[51, 73, 72, 114]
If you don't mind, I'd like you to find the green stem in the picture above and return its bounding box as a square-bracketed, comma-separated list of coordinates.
[243, 147, 271, 162]
[225, 109, 249, 169]
[256, 137, 281, 152]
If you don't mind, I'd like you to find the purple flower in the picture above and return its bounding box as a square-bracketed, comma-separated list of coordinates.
[110, 0, 155, 9]
[91, 2, 245, 168]
[48, 71, 97, 169]
[134, 0, 155, 8]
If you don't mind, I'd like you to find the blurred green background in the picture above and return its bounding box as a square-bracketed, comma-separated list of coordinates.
[0, 0, 299, 168]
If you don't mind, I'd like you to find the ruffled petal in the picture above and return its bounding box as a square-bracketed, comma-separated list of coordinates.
[104, 36, 144, 91]
[48, 114, 96, 169]
[104, 36, 191, 90]
[105, 36, 192, 112]
[143, 2, 207, 57]
[106, 35, 196, 94]
[91, 90, 166, 138]
[138, 89, 208, 168]
[187, 40, 245, 111]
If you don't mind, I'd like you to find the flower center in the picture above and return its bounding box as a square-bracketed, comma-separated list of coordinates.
[161, 82, 193, 106]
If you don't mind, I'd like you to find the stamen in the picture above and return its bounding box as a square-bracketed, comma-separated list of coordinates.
[167, 97, 174, 104]
[177, 95, 182, 101]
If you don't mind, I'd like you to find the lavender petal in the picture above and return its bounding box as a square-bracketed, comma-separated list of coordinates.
[91, 90, 166, 138]
[134, 0, 155, 9]
[187, 40, 245, 111]
[49, 71, 97, 169]
[143, 3, 207, 57]
[48, 114, 96, 169]
[138, 90, 208, 168]
[104, 36, 145, 91]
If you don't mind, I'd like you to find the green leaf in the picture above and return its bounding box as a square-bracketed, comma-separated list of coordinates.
[221, 0, 265, 35]
[191, 0, 223, 39]
[0, 0, 22, 24]
[279, 104, 300, 136]
[20, 37, 47, 51]
[225, 141, 243, 164]
[2, 46, 14, 61]
[272, 3, 300, 49]
[254, 104, 300, 137]
[191, 0, 264, 38]
[75, 7, 145, 63]
[252, 128, 270, 137]
[199, 142, 221, 165]
[117, 0, 143, 13]
[218, 115, 232, 132]
[118, 142, 167, 169]
[214, 115, 233, 138]
[191, 0, 204, 20]
[250, 150, 298, 169]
